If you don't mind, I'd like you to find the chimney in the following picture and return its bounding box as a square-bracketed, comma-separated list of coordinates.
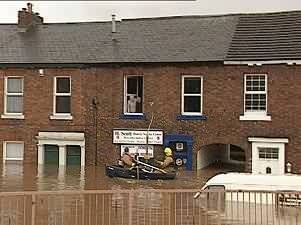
[18, 2, 43, 31]
[112, 14, 116, 40]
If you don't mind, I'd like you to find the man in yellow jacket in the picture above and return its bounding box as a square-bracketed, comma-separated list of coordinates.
[158, 147, 174, 169]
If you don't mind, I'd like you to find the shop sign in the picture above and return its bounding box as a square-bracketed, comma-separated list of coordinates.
[121, 145, 154, 158]
[113, 130, 163, 145]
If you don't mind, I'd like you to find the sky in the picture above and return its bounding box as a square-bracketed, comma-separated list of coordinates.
[1, 1, 301, 23]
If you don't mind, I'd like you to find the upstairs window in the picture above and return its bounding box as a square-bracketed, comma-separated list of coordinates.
[4, 77, 23, 114]
[124, 76, 143, 114]
[240, 74, 270, 121]
[54, 77, 71, 114]
[182, 76, 203, 115]
[244, 74, 267, 113]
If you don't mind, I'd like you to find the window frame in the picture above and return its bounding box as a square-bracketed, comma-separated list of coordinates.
[4, 76, 24, 116]
[181, 75, 203, 116]
[258, 147, 279, 160]
[3, 141, 24, 161]
[123, 75, 144, 115]
[244, 74, 267, 115]
[53, 76, 72, 116]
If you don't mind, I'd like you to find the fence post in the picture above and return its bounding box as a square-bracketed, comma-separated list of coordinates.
[31, 194, 36, 225]
[128, 191, 133, 225]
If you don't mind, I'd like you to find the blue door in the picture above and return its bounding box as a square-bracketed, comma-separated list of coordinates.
[164, 134, 193, 171]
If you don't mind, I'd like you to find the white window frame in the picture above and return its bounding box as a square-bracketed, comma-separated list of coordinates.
[3, 141, 24, 161]
[249, 137, 288, 175]
[240, 74, 271, 121]
[258, 147, 279, 161]
[123, 75, 144, 115]
[50, 76, 72, 120]
[181, 75, 203, 116]
[1, 76, 24, 119]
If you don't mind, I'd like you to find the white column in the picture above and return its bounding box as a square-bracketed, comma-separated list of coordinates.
[59, 145, 66, 166]
[80, 145, 85, 166]
[37, 144, 44, 165]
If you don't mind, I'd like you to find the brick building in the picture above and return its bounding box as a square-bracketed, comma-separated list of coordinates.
[0, 4, 300, 174]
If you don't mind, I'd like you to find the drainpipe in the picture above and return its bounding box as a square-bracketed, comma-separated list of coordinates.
[93, 97, 99, 166]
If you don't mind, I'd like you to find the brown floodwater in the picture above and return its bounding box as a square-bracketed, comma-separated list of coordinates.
[0, 162, 244, 192]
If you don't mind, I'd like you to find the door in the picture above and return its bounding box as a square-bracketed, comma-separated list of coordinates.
[44, 145, 59, 164]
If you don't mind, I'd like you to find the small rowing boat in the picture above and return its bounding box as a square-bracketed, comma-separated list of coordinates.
[105, 165, 176, 180]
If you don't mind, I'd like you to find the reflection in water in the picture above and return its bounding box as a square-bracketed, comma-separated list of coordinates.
[0, 162, 243, 191]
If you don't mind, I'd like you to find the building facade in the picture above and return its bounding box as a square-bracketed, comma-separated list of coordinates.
[0, 4, 300, 174]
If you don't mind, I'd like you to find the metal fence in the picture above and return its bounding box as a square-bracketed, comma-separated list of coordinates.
[0, 189, 300, 225]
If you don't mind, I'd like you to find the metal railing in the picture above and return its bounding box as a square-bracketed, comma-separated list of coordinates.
[0, 189, 300, 225]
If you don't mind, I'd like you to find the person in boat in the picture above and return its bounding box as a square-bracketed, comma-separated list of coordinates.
[157, 147, 174, 169]
[120, 147, 136, 168]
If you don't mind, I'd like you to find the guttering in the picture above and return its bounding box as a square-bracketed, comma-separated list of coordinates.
[224, 60, 301, 66]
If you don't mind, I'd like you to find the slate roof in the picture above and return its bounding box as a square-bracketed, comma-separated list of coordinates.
[1, 10, 301, 64]
[226, 11, 301, 61]
[0, 15, 239, 64]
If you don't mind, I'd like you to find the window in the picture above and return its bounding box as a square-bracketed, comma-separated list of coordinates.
[245, 75, 267, 112]
[258, 147, 279, 159]
[54, 77, 71, 114]
[4, 77, 23, 115]
[182, 76, 203, 115]
[3, 142, 24, 161]
[240, 74, 270, 121]
[124, 76, 143, 114]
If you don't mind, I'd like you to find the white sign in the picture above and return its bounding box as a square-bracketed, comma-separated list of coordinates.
[121, 145, 154, 158]
[113, 130, 163, 145]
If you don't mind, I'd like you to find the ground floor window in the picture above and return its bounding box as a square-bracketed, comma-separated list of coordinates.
[258, 147, 279, 160]
[66, 145, 81, 165]
[3, 141, 24, 161]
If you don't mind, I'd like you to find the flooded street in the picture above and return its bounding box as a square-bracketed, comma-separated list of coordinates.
[0, 162, 243, 191]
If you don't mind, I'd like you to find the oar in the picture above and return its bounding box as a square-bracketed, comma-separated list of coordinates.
[135, 159, 167, 174]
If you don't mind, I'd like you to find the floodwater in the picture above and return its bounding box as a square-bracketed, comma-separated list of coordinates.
[0, 162, 244, 192]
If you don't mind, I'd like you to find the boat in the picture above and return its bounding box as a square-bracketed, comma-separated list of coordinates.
[105, 165, 176, 180]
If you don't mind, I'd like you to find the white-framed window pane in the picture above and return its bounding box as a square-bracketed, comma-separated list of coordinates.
[56, 96, 71, 113]
[184, 96, 201, 112]
[6, 143, 23, 160]
[56, 78, 70, 93]
[7, 78, 23, 93]
[245, 94, 266, 111]
[246, 75, 266, 92]
[125, 76, 143, 113]
[258, 147, 279, 159]
[7, 96, 23, 113]
[245, 75, 267, 112]
[184, 78, 201, 94]
[183, 76, 202, 114]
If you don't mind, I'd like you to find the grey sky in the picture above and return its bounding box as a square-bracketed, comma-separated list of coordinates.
[1, 1, 301, 23]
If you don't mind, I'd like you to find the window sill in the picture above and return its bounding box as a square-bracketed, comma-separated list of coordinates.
[50, 114, 73, 120]
[120, 114, 146, 120]
[1, 114, 24, 119]
[239, 114, 271, 121]
[5, 158, 23, 161]
[177, 114, 208, 121]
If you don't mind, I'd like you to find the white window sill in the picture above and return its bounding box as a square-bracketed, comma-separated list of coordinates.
[240, 114, 271, 121]
[5, 158, 23, 161]
[1, 114, 24, 119]
[50, 114, 73, 120]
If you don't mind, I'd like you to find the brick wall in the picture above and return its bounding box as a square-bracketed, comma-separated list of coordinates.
[0, 63, 300, 172]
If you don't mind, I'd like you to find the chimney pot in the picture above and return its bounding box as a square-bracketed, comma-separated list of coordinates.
[27, 3, 33, 13]
[112, 14, 116, 33]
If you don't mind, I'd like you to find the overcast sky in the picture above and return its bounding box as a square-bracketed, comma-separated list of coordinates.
[1, 1, 301, 23]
